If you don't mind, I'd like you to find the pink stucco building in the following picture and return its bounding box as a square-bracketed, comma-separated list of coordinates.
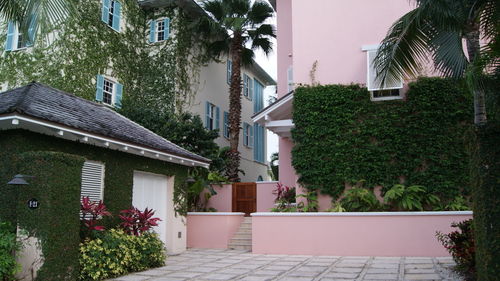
[253, 0, 415, 208]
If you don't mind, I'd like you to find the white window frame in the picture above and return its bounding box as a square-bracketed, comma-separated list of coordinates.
[243, 74, 253, 100]
[102, 77, 116, 106]
[223, 111, 230, 139]
[10, 24, 27, 51]
[80, 161, 105, 220]
[156, 18, 166, 42]
[243, 123, 253, 148]
[363, 45, 403, 101]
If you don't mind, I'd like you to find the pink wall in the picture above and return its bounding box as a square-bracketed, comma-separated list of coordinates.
[186, 213, 244, 248]
[277, 0, 293, 98]
[252, 212, 473, 256]
[290, 0, 414, 86]
[206, 182, 279, 212]
[278, 138, 298, 187]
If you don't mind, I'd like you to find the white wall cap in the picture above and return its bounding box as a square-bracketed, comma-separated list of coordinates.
[187, 212, 246, 216]
[251, 211, 473, 217]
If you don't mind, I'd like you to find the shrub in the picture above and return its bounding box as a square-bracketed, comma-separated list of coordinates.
[119, 207, 161, 236]
[79, 229, 165, 281]
[0, 222, 21, 280]
[340, 188, 381, 212]
[296, 191, 319, 212]
[436, 219, 475, 280]
[80, 197, 112, 239]
[383, 184, 440, 211]
[273, 183, 296, 210]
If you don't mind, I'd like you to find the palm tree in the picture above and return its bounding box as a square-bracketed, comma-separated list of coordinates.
[373, 0, 498, 125]
[0, 0, 76, 42]
[200, 0, 275, 182]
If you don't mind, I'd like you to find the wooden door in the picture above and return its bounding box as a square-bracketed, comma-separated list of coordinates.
[232, 182, 257, 216]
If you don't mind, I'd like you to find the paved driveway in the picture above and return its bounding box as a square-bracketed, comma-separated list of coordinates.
[112, 249, 461, 281]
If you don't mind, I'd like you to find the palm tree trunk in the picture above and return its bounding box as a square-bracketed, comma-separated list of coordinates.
[465, 24, 487, 125]
[227, 32, 244, 182]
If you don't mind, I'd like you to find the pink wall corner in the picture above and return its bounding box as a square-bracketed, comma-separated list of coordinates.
[277, 0, 293, 98]
[205, 184, 233, 212]
[257, 182, 279, 212]
[278, 137, 298, 187]
[252, 212, 473, 256]
[187, 213, 244, 249]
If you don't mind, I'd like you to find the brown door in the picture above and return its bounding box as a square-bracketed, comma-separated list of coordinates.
[232, 182, 257, 216]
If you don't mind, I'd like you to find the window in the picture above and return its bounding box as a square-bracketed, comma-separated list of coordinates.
[243, 122, 253, 148]
[101, 0, 121, 32]
[366, 48, 403, 100]
[253, 79, 264, 113]
[149, 18, 170, 43]
[5, 17, 36, 51]
[81, 161, 105, 203]
[205, 102, 220, 131]
[223, 111, 229, 138]
[257, 175, 263, 181]
[243, 74, 253, 100]
[96, 75, 123, 108]
[227, 60, 232, 85]
[253, 123, 265, 163]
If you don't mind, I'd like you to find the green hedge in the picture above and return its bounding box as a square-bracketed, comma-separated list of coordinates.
[472, 123, 500, 280]
[292, 78, 473, 200]
[15, 151, 84, 281]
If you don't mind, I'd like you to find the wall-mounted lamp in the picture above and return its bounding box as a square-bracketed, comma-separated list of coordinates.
[7, 174, 34, 185]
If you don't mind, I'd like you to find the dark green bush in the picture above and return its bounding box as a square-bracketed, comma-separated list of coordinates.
[79, 229, 165, 281]
[436, 219, 475, 280]
[292, 78, 472, 200]
[0, 222, 20, 280]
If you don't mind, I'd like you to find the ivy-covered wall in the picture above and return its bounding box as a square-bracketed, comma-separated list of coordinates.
[0, 130, 191, 280]
[292, 78, 473, 201]
[0, 0, 203, 113]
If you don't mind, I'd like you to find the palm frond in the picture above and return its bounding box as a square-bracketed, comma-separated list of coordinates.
[247, 0, 273, 25]
[251, 37, 273, 55]
[431, 31, 469, 78]
[226, 0, 250, 18]
[202, 0, 226, 23]
[0, 0, 23, 21]
[374, 8, 435, 85]
[241, 47, 255, 66]
[248, 23, 276, 39]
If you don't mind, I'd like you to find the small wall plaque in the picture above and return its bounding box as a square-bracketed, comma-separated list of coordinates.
[27, 199, 39, 209]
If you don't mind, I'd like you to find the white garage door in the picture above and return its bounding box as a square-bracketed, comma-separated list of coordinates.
[132, 171, 168, 245]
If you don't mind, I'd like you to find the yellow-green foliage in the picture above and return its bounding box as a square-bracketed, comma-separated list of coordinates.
[79, 229, 165, 281]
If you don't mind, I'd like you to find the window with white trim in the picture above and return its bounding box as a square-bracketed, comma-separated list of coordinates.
[101, 0, 121, 32]
[95, 75, 123, 108]
[243, 74, 253, 100]
[227, 60, 232, 85]
[243, 122, 253, 148]
[4, 17, 36, 51]
[149, 18, 170, 43]
[366, 48, 403, 101]
[80, 161, 105, 203]
[205, 102, 219, 131]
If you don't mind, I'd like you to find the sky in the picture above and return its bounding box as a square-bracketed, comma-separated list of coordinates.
[252, 3, 279, 162]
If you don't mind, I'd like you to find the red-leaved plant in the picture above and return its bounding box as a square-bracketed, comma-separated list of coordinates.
[119, 207, 161, 236]
[273, 183, 296, 204]
[81, 196, 112, 231]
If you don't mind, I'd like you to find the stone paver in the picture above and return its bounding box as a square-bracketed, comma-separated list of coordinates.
[109, 249, 461, 281]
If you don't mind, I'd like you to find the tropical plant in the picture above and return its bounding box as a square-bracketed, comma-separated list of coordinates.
[200, 0, 276, 181]
[119, 207, 161, 236]
[327, 202, 346, 212]
[373, 0, 499, 126]
[0, 0, 77, 43]
[296, 191, 319, 212]
[383, 184, 440, 211]
[443, 196, 471, 211]
[80, 197, 112, 232]
[0, 222, 21, 281]
[79, 229, 165, 280]
[269, 152, 279, 181]
[436, 219, 476, 281]
[340, 188, 381, 212]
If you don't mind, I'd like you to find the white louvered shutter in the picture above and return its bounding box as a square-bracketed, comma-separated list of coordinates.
[287, 66, 294, 92]
[80, 161, 105, 202]
[366, 49, 403, 91]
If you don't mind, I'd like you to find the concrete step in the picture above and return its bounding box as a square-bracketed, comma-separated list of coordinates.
[230, 237, 252, 243]
[229, 245, 252, 251]
[233, 233, 252, 239]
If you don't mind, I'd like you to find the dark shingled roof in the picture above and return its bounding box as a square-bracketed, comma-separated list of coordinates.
[0, 82, 210, 163]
